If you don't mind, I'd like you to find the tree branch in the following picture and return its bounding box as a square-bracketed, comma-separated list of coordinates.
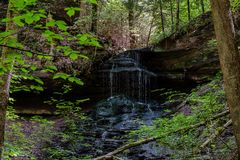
[0, 44, 69, 58]
[198, 119, 232, 151]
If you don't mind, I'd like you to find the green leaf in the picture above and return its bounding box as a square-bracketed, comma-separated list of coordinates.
[65, 7, 80, 17]
[68, 77, 84, 85]
[24, 12, 34, 24]
[56, 20, 68, 31]
[20, 68, 29, 73]
[13, 16, 24, 27]
[67, 9, 75, 17]
[46, 20, 55, 27]
[47, 65, 57, 71]
[73, 78, 84, 85]
[30, 85, 44, 91]
[78, 34, 88, 45]
[69, 53, 79, 60]
[33, 77, 44, 85]
[43, 65, 58, 73]
[26, 52, 33, 57]
[86, 0, 97, 4]
[53, 72, 70, 80]
[30, 65, 37, 71]
[90, 40, 102, 48]
[12, 0, 25, 10]
[42, 30, 64, 42]
[78, 54, 89, 59]
[0, 30, 14, 38]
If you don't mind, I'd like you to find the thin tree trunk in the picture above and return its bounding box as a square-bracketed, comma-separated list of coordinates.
[210, 0, 240, 158]
[91, 2, 98, 34]
[159, 0, 165, 36]
[79, 0, 85, 18]
[147, 14, 154, 47]
[0, 1, 17, 158]
[129, 7, 135, 49]
[200, 0, 205, 14]
[78, 0, 89, 32]
[199, 120, 232, 151]
[176, 0, 180, 32]
[187, 0, 191, 21]
[170, 0, 174, 32]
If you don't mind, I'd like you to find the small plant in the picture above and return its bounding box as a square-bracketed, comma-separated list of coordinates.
[4, 106, 56, 160]
[207, 39, 217, 48]
[42, 84, 91, 159]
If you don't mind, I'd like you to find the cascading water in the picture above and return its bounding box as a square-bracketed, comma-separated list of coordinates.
[90, 51, 170, 159]
[100, 50, 156, 102]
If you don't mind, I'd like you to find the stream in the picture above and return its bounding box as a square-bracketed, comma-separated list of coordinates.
[81, 51, 176, 159]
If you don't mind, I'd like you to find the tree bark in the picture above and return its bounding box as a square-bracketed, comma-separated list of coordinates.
[123, 0, 138, 49]
[200, 0, 205, 14]
[91, 1, 98, 34]
[128, 4, 135, 49]
[79, 0, 85, 18]
[187, 0, 191, 21]
[146, 15, 154, 47]
[176, 0, 180, 32]
[210, 0, 240, 158]
[0, 1, 17, 158]
[170, 0, 174, 32]
[159, 0, 165, 36]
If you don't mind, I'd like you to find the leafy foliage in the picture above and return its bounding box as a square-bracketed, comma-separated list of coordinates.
[129, 75, 231, 159]
[4, 108, 56, 160]
[65, 7, 81, 17]
[42, 85, 91, 159]
[0, 0, 101, 158]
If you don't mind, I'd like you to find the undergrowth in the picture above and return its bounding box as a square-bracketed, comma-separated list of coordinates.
[129, 74, 235, 159]
[4, 84, 92, 160]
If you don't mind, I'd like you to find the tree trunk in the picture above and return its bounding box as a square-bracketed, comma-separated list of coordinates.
[187, 0, 190, 21]
[79, 0, 84, 18]
[210, 0, 240, 158]
[159, 0, 165, 36]
[78, 0, 90, 32]
[200, 0, 205, 14]
[147, 14, 154, 47]
[0, 1, 17, 158]
[91, 2, 98, 34]
[170, 0, 174, 32]
[176, 0, 180, 32]
[129, 6, 135, 49]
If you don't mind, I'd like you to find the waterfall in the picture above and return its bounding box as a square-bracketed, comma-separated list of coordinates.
[110, 64, 115, 97]
[100, 50, 156, 102]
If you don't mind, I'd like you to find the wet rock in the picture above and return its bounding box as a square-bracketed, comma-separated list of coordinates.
[98, 51, 155, 101]
[89, 95, 170, 159]
[126, 142, 173, 160]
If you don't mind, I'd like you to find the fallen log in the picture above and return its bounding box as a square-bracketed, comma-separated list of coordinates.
[94, 110, 229, 160]
[198, 119, 232, 151]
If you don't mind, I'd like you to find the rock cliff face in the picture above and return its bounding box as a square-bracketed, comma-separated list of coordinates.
[12, 11, 240, 114]
[139, 12, 220, 83]
[140, 46, 219, 83]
